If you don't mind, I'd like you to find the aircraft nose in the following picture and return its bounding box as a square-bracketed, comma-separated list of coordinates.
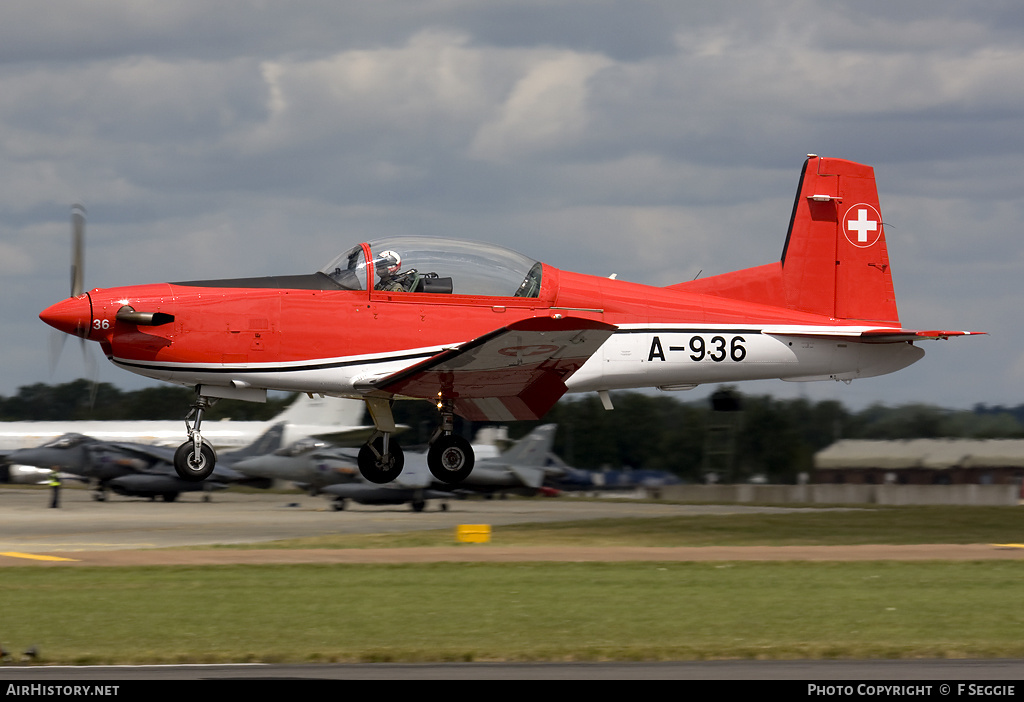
[7, 447, 64, 469]
[40, 295, 92, 337]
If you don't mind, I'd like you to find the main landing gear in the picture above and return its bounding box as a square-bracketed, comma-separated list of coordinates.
[426, 399, 474, 484]
[173, 392, 217, 482]
[357, 432, 405, 484]
[356, 397, 475, 485]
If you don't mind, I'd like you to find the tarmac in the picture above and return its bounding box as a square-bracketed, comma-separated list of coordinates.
[3, 485, 1023, 566]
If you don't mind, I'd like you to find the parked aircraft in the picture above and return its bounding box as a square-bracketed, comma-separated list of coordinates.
[0, 393, 369, 453]
[6, 423, 284, 502]
[322, 456, 456, 512]
[230, 436, 361, 495]
[39, 157, 981, 486]
[450, 424, 560, 496]
[553, 466, 681, 492]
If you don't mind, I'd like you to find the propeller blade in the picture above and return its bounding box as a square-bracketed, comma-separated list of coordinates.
[48, 330, 67, 376]
[70, 204, 85, 297]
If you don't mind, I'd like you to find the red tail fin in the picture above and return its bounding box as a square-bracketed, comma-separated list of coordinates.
[674, 156, 900, 325]
[782, 156, 898, 323]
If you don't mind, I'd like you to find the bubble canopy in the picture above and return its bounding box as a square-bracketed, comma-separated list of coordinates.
[319, 236, 543, 298]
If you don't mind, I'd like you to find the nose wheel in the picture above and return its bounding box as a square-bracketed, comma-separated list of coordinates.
[174, 392, 217, 482]
[174, 440, 216, 482]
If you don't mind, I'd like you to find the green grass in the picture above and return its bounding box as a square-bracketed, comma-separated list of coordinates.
[6, 504, 1024, 664]
[211, 505, 1024, 549]
[3, 561, 1024, 664]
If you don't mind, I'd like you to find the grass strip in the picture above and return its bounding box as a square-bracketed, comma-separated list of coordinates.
[3, 560, 1024, 664]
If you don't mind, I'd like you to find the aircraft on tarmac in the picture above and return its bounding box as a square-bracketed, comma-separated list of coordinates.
[320, 455, 456, 513]
[39, 156, 981, 487]
[314, 424, 562, 512]
[0, 393, 370, 453]
[230, 435, 361, 495]
[234, 422, 561, 502]
[452, 423, 560, 496]
[5, 422, 285, 502]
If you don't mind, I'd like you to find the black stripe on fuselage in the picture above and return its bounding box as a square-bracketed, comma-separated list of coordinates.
[111, 328, 765, 377]
[172, 273, 346, 291]
[111, 349, 437, 376]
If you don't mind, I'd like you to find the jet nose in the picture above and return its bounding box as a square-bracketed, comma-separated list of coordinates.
[40, 294, 92, 337]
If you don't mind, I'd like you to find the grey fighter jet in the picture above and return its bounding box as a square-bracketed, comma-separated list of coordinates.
[233, 423, 563, 512]
[6, 423, 286, 502]
[229, 436, 361, 495]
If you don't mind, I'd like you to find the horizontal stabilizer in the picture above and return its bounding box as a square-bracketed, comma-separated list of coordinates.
[763, 326, 985, 343]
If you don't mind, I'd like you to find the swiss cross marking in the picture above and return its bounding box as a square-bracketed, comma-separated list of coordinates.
[843, 204, 882, 248]
[848, 208, 876, 242]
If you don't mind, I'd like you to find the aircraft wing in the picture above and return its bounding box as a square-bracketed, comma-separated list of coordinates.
[360, 317, 616, 422]
[101, 442, 178, 469]
[763, 327, 985, 343]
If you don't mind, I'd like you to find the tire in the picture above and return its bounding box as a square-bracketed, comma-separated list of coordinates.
[174, 441, 217, 482]
[427, 434, 475, 484]
[357, 437, 404, 484]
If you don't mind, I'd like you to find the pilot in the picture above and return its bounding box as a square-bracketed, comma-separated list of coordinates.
[374, 250, 416, 292]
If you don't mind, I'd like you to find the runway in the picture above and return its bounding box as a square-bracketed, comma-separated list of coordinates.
[0, 485, 830, 553]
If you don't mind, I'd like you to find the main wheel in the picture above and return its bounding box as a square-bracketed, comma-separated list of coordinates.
[427, 434, 475, 484]
[174, 441, 216, 482]
[357, 437, 404, 484]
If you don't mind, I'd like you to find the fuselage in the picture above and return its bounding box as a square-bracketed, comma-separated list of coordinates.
[40, 259, 923, 403]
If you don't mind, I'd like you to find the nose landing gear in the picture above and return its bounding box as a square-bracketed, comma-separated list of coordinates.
[173, 392, 217, 482]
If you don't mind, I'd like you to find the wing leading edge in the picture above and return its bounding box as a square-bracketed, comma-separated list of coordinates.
[359, 317, 617, 422]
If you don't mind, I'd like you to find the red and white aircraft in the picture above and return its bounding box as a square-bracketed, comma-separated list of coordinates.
[39, 156, 980, 484]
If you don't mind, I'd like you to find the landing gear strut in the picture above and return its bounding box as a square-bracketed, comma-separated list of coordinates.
[357, 398, 404, 484]
[356, 396, 476, 485]
[174, 392, 217, 482]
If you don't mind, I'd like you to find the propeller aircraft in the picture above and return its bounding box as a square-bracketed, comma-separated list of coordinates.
[39, 156, 981, 486]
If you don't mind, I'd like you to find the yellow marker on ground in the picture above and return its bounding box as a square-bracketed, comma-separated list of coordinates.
[456, 524, 491, 543]
[0, 552, 78, 562]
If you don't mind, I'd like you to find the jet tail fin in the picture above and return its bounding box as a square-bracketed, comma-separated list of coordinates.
[271, 394, 368, 427]
[500, 424, 558, 466]
[672, 156, 900, 325]
[226, 422, 287, 460]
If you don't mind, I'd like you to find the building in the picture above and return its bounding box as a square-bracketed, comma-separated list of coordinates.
[813, 439, 1024, 486]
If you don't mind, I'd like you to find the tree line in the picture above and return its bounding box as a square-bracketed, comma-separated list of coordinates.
[2, 380, 1022, 483]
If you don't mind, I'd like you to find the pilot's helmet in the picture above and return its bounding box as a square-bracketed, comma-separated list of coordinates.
[376, 250, 401, 275]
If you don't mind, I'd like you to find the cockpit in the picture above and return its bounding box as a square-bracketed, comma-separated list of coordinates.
[40, 433, 92, 449]
[318, 237, 543, 298]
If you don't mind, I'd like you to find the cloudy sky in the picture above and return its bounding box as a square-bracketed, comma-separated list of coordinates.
[2, 1, 1021, 412]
